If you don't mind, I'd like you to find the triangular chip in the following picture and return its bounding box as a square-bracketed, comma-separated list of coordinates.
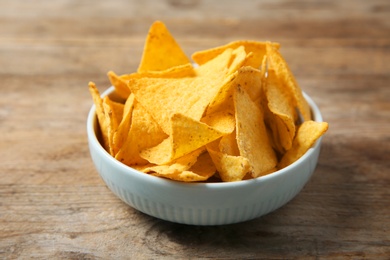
[278, 121, 328, 169]
[151, 152, 216, 182]
[266, 43, 311, 121]
[140, 113, 232, 165]
[234, 86, 277, 177]
[115, 101, 167, 166]
[141, 147, 204, 175]
[207, 140, 252, 182]
[192, 40, 280, 68]
[102, 97, 124, 155]
[123, 63, 195, 80]
[218, 131, 240, 156]
[137, 21, 191, 72]
[107, 71, 131, 99]
[264, 69, 296, 153]
[128, 49, 239, 134]
[112, 94, 136, 155]
[88, 82, 110, 151]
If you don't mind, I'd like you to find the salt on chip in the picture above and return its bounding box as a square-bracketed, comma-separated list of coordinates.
[192, 40, 280, 69]
[137, 21, 191, 73]
[266, 43, 311, 121]
[278, 121, 328, 169]
[234, 85, 277, 177]
[140, 113, 233, 165]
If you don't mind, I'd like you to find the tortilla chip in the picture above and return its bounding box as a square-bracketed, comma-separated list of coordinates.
[123, 63, 195, 80]
[88, 82, 110, 151]
[140, 113, 232, 165]
[264, 69, 296, 153]
[278, 121, 328, 169]
[112, 94, 136, 155]
[192, 40, 280, 68]
[234, 85, 277, 177]
[137, 21, 190, 72]
[115, 101, 167, 166]
[207, 140, 252, 182]
[219, 131, 240, 156]
[141, 147, 205, 175]
[266, 43, 311, 121]
[102, 97, 124, 155]
[128, 49, 239, 134]
[151, 152, 216, 182]
[107, 71, 131, 99]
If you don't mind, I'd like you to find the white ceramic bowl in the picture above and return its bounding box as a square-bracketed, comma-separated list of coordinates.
[87, 87, 324, 226]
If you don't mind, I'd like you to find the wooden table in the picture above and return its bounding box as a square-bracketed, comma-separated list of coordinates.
[1, 0, 389, 258]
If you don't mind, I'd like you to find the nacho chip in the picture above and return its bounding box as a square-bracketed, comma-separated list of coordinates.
[112, 94, 136, 155]
[107, 71, 131, 99]
[219, 131, 240, 156]
[102, 97, 124, 155]
[278, 121, 328, 169]
[138, 21, 190, 72]
[141, 147, 205, 175]
[207, 140, 252, 182]
[192, 40, 280, 68]
[128, 49, 239, 134]
[140, 113, 233, 165]
[115, 101, 167, 166]
[123, 63, 195, 80]
[88, 82, 110, 151]
[266, 43, 311, 121]
[234, 85, 277, 177]
[264, 69, 296, 153]
[151, 152, 216, 182]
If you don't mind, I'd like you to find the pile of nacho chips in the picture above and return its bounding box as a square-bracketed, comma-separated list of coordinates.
[89, 21, 328, 182]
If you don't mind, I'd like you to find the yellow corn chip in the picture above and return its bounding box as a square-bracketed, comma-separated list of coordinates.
[112, 94, 136, 155]
[266, 43, 311, 121]
[128, 49, 239, 134]
[102, 97, 124, 155]
[192, 40, 280, 68]
[138, 21, 190, 73]
[107, 71, 131, 99]
[219, 131, 240, 156]
[278, 121, 328, 169]
[123, 63, 195, 80]
[151, 152, 216, 182]
[115, 101, 167, 166]
[234, 85, 277, 177]
[142, 147, 204, 176]
[264, 69, 296, 153]
[140, 113, 232, 165]
[88, 82, 110, 152]
[207, 140, 252, 182]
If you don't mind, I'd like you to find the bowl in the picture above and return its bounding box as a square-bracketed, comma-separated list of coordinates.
[87, 86, 324, 226]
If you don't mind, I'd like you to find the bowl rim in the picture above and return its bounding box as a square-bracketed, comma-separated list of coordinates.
[87, 86, 323, 188]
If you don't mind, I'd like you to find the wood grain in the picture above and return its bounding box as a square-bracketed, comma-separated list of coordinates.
[1, 0, 389, 258]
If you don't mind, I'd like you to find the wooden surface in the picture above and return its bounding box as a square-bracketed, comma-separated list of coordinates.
[1, 0, 389, 258]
